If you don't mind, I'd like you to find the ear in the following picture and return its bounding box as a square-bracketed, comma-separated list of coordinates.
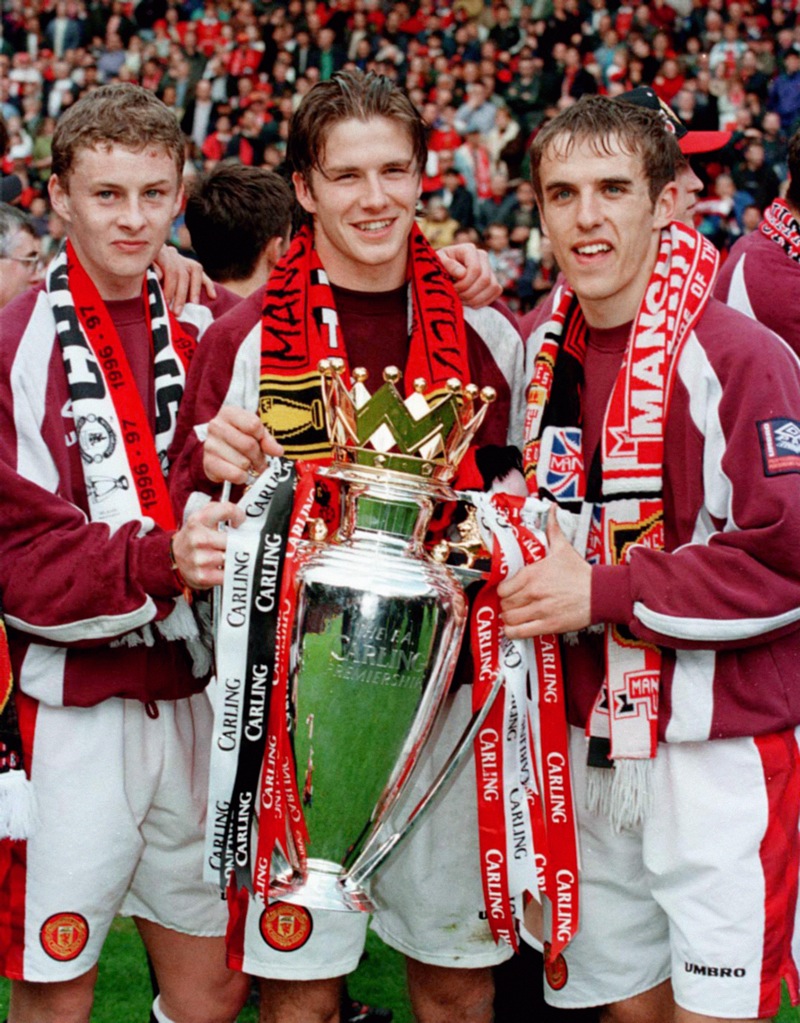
[653, 179, 678, 230]
[265, 234, 286, 272]
[48, 173, 71, 223]
[293, 170, 316, 215]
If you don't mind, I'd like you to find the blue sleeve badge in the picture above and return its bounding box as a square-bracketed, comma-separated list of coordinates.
[758, 419, 800, 476]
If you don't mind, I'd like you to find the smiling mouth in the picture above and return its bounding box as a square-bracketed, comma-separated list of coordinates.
[355, 219, 393, 233]
[575, 242, 612, 255]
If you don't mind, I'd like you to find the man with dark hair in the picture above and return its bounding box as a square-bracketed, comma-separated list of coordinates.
[170, 68, 524, 1023]
[516, 84, 732, 340]
[0, 83, 249, 1023]
[184, 163, 294, 296]
[715, 125, 800, 356]
[0, 203, 43, 307]
[500, 93, 800, 1023]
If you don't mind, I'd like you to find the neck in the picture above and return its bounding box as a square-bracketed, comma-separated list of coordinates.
[315, 234, 409, 292]
[223, 266, 269, 297]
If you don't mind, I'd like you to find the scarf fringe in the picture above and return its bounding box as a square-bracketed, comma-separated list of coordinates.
[0, 769, 38, 840]
[111, 624, 155, 649]
[156, 599, 212, 678]
[585, 759, 654, 832]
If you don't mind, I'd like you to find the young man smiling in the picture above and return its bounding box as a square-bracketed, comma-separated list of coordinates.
[0, 85, 248, 1023]
[500, 95, 800, 1023]
[170, 70, 525, 1023]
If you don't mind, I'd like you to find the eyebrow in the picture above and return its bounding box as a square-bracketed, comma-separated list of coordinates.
[544, 175, 635, 193]
[322, 157, 414, 176]
[91, 178, 174, 189]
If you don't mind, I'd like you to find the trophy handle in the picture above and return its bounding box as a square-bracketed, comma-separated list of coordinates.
[342, 668, 506, 900]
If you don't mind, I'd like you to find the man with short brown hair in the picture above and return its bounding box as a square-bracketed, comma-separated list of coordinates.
[0, 83, 248, 1023]
[171, 68, 525, 1023]
[502, 93, 800, 1023]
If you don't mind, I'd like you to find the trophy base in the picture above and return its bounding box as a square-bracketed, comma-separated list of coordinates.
[269, 858, 376, 914]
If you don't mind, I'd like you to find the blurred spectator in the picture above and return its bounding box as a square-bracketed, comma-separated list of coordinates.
[45, 0, 83, 57]
[740, 202, 763, 234]
[476, 173, 515, 233]
[483, 221, 522, 306]
[454, 126, 494, 206]
[0, 202, 43, 307]
[694, 172, 740, 251]
[768, 45, 800, 133]
[485, 102, 523, 179]
[504, 178, 539, 246]
[437, 166, 475, 229]
[557, 44, 600, 101]
[181, 78, 220, 149]
[732, 138, 781, 226]
[504, 51, 552, 134]
[454, 81, 497, 136]
[419, 196, 461, 250]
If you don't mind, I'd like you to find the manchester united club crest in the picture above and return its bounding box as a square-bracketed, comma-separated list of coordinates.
[40, 912, 89, 961]
[543, 942, 569, 990]
[259, 902, 313, 952]
[76, 413, 116, 465]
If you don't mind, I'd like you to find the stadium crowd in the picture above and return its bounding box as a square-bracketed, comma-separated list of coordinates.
[2, 0, 799, 313]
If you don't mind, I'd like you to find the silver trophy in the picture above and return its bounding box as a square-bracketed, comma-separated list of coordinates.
[225, 361, 503, 913]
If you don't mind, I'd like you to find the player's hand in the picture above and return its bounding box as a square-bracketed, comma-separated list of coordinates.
[438, 243, 502, 309]
[203, 405, 284, 485]
[498, 506, 591, 637]
[171, 500, 245, 590]
[153, 244, 217, 315]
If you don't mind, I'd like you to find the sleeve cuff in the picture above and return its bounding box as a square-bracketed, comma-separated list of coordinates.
[134, 530, 183, 599]
[590, 564, 634, 626]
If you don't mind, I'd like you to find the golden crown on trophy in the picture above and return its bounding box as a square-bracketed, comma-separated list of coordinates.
[318, 358, 496, 482]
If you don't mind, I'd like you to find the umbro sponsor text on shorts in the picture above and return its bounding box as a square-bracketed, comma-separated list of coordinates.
[684, 962, 746, 978]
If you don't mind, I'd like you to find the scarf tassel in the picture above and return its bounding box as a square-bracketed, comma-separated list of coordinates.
[156, 599, 212, 678]
[585, 758, 654, 832]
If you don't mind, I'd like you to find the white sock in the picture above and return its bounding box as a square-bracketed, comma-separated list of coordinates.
[151, 995, 179, 1023]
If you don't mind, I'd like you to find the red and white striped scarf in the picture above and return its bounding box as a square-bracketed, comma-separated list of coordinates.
[47, 241, 208, 671]
[522, 222, 719, 827]
[761, 198, 800, 265]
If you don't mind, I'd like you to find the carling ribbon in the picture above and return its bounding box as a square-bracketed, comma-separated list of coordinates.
[472, 492, 580, 962]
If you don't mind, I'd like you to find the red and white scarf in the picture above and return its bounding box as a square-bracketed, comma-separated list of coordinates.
[761, 198, 800, 265]
[47, 241, 208, 672]
[522, 222, 719, 828]
[258, 223, 471, 460]
[242, 224, 472, 891]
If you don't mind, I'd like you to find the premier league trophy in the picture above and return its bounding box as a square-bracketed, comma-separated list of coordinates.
[210, 359, 501, 914]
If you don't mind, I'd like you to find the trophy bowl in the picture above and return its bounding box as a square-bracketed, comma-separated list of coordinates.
[268, 466, 470, 911]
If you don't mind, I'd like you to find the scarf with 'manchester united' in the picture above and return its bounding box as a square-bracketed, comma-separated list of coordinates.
[761, 198, 800, 265]
[258, 223, 471, 457]
[46, 241, 209, 673]
[522, 221, 718, 829]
